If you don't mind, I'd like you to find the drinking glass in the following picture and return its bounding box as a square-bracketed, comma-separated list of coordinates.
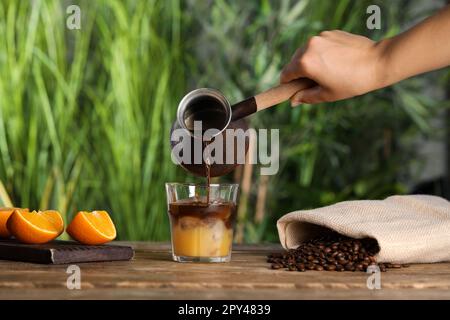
[165, 183, 239, 262]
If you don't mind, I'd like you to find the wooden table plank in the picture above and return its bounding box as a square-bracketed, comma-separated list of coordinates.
[0, 242, 449, 300]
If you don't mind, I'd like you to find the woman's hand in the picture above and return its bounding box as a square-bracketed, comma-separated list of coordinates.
[281, 5, 450, 106]
[280, 30, 385, 105]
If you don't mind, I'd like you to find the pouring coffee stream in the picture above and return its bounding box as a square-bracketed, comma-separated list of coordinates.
[171, 78, 314, 203]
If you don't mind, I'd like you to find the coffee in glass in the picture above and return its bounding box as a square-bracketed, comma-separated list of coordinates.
[165, 183, 238, 262]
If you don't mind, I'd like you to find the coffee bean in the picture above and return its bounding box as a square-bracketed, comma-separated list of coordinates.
[344, 263, 354, 271]
[315, 265, 324, 271]
[325, 264, 336, 271]
[296, 263, 305, 270]
[268, 235, 403, 273]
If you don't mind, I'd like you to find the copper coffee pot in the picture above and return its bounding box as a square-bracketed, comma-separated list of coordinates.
[170, 78, 314, 177]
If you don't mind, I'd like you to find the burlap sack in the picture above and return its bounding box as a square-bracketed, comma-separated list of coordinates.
[277, 195, 450, 263]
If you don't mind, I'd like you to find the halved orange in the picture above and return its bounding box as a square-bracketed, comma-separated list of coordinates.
[0, 208, 29, 238]
[7, 210, 64, 244]
[66, 211, 116, 245]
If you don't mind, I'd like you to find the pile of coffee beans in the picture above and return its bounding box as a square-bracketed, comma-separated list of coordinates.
[268, 235, 409, 272]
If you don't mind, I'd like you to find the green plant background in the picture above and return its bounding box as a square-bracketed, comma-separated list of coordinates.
[0, 0, 448, 242]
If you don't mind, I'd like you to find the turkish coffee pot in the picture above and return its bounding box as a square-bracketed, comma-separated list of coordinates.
[170, 78, 314, 177]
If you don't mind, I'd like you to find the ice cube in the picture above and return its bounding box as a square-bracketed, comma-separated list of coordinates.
[179, 216, 201, 230]
[206, 219, 226, 242]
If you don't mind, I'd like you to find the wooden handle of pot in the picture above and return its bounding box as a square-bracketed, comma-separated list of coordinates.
[231, 78, 315, 121]
[255, 78, 315, 110]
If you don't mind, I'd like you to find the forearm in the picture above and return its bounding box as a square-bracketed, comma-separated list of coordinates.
[376, 5, 450, 87]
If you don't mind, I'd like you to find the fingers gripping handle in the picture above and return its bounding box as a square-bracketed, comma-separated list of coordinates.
[231, 78, 315, 121]
[255, 78, 315, 110]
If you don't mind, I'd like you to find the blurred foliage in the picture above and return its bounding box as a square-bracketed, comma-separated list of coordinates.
[0, 0, 187, 240]
[0, 0, 448, 241]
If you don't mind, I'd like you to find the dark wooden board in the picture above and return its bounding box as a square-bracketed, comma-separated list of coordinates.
[0, 240, 134, 264]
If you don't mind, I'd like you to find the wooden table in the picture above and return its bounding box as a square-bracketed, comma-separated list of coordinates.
[0, 242, 449, 300]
